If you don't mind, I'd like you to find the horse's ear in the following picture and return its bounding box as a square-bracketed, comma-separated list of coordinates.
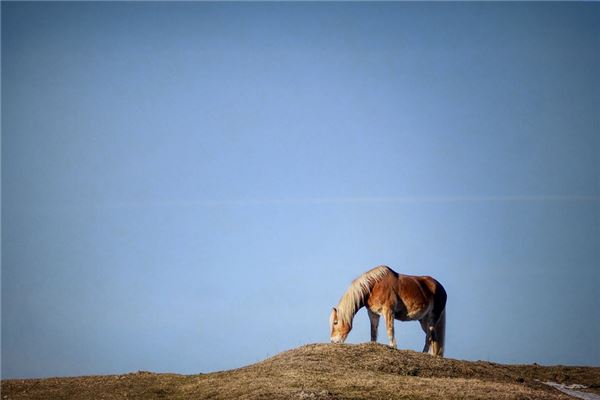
[332, 307, 338, 316]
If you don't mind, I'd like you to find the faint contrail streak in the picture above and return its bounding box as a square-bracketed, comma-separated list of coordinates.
[11, 194, 599, 211]
[147, 194, 600, 208]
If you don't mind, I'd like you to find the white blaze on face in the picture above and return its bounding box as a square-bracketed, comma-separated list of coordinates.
[329, 307, 340, 343]
[329, 307, 347, 343]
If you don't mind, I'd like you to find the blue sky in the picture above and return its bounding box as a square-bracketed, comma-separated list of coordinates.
[2, 2, 599, 378]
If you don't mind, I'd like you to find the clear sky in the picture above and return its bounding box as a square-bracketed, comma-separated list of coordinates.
[2, 2, 598, 379]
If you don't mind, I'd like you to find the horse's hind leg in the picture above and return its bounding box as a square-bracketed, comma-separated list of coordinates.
[419, 319, 431, 353]
[420, 310, 445, 356]
[367, 309, 380, 342]
[430, 309, 445, 357]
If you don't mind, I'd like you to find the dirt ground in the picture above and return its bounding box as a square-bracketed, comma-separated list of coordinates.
[3, 343, 599, 399]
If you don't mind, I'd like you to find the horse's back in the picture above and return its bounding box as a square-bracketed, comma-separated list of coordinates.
[392, 273, 446, 321]
[364, 268, 446, 319]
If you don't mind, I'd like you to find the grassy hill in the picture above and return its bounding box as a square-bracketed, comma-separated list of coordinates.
[2, 343, 599, 399]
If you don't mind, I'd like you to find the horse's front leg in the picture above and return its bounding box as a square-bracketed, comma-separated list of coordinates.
[367, 309, 380, 342]
[383, 308, 396, 348]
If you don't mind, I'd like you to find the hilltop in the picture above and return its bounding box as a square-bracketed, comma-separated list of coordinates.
[2, 343, 599, 399]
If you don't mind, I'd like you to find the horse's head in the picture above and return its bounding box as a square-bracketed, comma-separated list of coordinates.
[329, 307, 351, 343]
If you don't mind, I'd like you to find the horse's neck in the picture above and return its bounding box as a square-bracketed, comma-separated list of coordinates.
[338, 266, 392, 323]
[337, 290, 366, 324]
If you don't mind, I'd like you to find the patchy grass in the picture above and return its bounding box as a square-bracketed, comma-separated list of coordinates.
[3, 343, 599, 399]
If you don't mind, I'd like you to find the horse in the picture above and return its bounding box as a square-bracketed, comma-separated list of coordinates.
[329, 265, 447, 356]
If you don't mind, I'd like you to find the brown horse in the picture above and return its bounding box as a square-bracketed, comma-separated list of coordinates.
[329, 265, 447, 356]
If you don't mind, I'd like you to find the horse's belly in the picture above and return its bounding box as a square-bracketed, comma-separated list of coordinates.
[394, 302, 432, 321]
[393, 309, 411, 321]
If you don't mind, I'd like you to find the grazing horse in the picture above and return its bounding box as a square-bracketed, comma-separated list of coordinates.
[329, 265, 447, 356]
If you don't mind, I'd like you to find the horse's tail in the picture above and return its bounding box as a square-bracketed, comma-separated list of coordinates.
[430, 280, 446, 357]
[431, 308, 445, 357]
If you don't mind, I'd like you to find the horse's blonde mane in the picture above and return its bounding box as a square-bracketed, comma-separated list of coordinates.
[336, 265, 393, 324]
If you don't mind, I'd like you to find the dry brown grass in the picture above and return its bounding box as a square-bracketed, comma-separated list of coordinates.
[3, 343, 599, 399]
